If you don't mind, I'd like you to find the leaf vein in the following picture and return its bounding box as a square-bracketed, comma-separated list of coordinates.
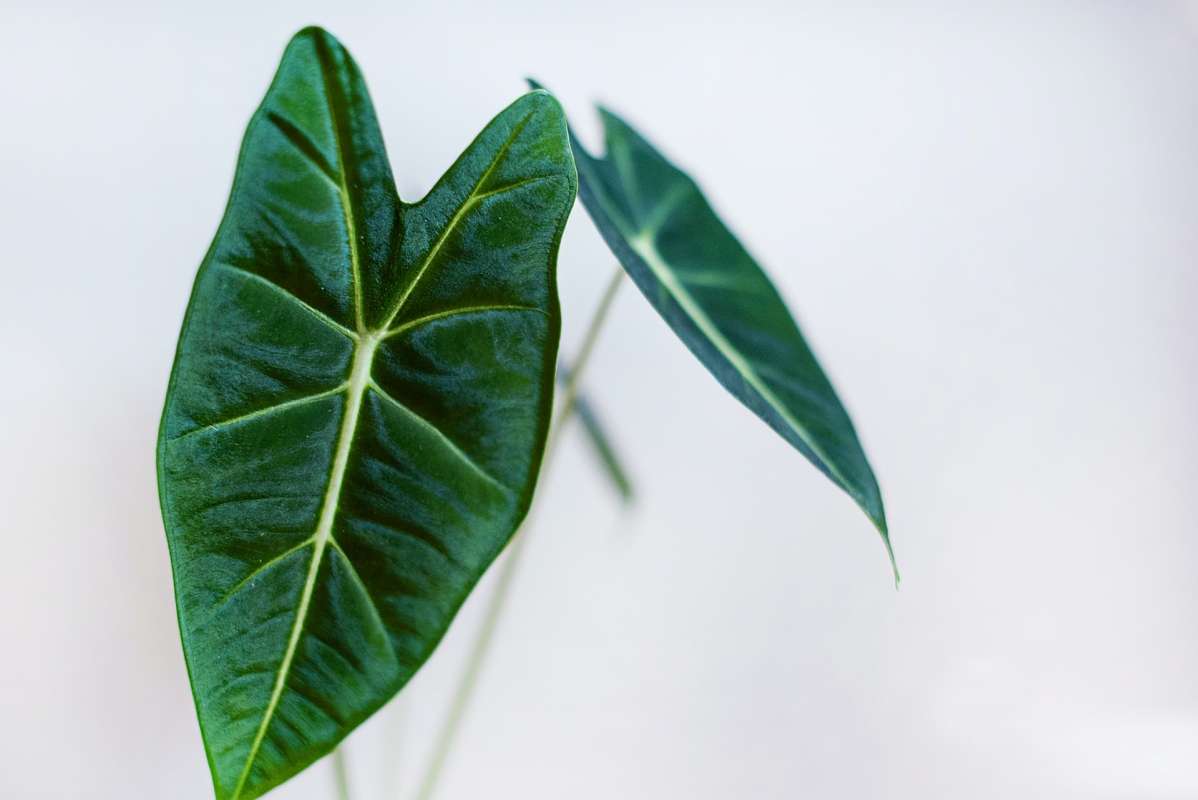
[471, 173, 561, 204]
[230, 335, 376, 799]
[329, 540, 399, 661]
[367, 381, 508, 494]
[265, 111, 340, 189]
[379, 110, 539, 330]
[214, 538, 316, 611]
[169, 384, 346, 442]
[214, 262, 358, 341]
[311, 33, 365, 333]
[349, 512, 464, 572]
[383, 304, 546, 340]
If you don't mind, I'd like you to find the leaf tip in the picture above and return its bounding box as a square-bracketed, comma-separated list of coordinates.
[516, 83, 564, 119]
[855, 483, 896, 586]
[594, 103, 628, 131]
[521, 83, 570, 138]
[866, 505, 899, 588]
[291, 24, 336, 46]
[883, 533, 900, 590]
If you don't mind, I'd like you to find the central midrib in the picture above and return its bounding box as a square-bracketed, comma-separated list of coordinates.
[627, 232, 857, 500]
[232, 57, 379, 794]
[231, 332, 379, 797]
[230, 100, 538, 797]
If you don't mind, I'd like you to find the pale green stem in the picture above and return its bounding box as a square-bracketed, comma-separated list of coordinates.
[332, 747, 351, 800]
[413, 267, 625, 800]
[550, 267, 626, 448]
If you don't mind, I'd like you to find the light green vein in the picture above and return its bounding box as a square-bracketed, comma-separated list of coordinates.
[610, 134, 641, 215]
[215, 539, 316, 610]
[382, 304, 546, 340]
[314, 44, 365, 334]
[170, 384, 347, 442]
[265, 111, 341, 191]
[214, 263, 358, 341]
[230, 54, 380, 792]
[470, 173, 559, 204]
[628, 235, 861, 506]
[328, 539, 397, 658]
[637, 181, 691, 238]
[367, 380, 507, 493]
[673, 269, 762, 293]
[379, 111, 537, 331]
[231, 334, 379, 798]
[631, 232, 894, 577]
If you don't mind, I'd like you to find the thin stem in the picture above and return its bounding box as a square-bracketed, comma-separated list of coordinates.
[331, 747, 351, 800]
[549, 266, 625, 459]
[413, 266, 625, 800]
[410, 515, 529, 800]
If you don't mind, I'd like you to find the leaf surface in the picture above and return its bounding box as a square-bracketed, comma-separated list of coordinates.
[548, 89, 892, 569]
[158, 29, 576, 800]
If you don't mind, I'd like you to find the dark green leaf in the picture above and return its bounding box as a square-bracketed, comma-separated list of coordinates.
[158, 29, 576, 800]
[557, 364, 634, 502]
[540, 85, 893, 574]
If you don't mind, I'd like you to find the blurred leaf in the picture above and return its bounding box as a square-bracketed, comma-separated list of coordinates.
[558, 364, 634, 502]
[538, 84, 893, 575]
[158, 29, 576, 800]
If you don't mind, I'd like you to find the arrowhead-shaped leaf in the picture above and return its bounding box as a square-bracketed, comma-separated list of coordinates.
[157, 29, 576, 800]
[549, 91, 892, 570]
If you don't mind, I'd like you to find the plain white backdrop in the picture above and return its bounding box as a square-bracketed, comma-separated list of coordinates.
[2, 1, 1197, 798]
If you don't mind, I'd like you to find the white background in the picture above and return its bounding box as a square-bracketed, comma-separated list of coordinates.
[2, 1, 1197, 798]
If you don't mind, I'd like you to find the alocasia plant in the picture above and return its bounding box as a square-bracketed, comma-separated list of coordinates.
[158, 26, 889, 800]
[157, 27, 575, 799]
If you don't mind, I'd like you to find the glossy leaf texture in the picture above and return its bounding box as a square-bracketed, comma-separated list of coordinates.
[544, 87, 893, 572]
[157, 29, 576, 800]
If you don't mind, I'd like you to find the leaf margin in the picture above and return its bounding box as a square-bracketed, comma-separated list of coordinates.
[532, 80, 895, 579]
[156, 30, 578, 800]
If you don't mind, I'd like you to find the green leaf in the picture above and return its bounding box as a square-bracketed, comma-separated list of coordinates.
[540, 85, 893, 575]
[158, 29, 576, 800]
[558, 364, 634, 503]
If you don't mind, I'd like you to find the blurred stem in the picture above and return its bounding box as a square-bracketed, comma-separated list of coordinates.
[550, 267, 625, 449]
[413, 266, 625, 800]
[332, 747, 351, 800]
